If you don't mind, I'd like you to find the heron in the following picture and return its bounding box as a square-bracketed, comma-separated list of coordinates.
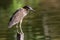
[8, 6, 34, 33]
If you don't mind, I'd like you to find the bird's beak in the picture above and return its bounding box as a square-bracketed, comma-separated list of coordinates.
[31, 8, 35, 11]
[30, 9, 35, 13]
[30, 8, 35, 12]
[29, 7, 35, 11]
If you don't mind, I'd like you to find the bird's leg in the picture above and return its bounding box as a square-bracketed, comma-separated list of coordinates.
[20, 19, 23, 33]
[17, 22, 24, 40]
[16, 24, 19, 33]
[19, 19, 24, 40]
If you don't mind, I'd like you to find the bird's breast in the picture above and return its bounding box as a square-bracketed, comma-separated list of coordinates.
[23, 12, 27, 17]
[22, 9, 28, 17]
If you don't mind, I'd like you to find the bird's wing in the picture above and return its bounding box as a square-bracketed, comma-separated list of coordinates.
[9, 10, 19, 22]
[8, 9, 21, 28]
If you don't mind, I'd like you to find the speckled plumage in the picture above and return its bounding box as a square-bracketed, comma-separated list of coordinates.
[8, 8, 28, 28]
[8, 6, 33, 28]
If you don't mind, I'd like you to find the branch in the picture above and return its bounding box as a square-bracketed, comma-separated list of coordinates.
[17, 32, 24, 40]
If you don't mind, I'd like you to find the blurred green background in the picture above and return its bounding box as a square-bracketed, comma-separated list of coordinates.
[0, 0, 60, 40]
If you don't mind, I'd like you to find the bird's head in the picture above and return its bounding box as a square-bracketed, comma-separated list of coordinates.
[23, 6, 34, 11]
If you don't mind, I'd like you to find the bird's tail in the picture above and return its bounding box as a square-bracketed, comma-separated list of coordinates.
[8, 22, 17, 28]
[8, 23, 13, 28]
[8, 22, 14, 28]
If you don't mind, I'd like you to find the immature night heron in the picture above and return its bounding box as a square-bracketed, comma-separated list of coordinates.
[8, 6, 34, 33]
